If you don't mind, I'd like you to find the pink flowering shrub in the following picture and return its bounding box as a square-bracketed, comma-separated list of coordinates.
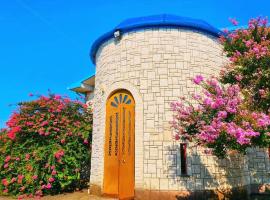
[171, 17, 270, 158]
[171, 77, 270, 158]
[0, 94, 92, 198]
[220, 17, 270, 112]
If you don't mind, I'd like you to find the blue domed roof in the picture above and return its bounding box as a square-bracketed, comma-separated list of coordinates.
[90, 14, 222, 64]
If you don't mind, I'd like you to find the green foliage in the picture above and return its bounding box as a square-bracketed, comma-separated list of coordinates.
[0, 94, 92, 198]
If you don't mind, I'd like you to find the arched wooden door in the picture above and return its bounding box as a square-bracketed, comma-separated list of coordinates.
[103, 90, 135, 200]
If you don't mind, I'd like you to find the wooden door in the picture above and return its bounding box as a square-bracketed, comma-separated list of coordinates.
[103, 90, 135, 199]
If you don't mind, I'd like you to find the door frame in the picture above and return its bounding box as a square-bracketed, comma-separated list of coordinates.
[97, 82, 144, 196]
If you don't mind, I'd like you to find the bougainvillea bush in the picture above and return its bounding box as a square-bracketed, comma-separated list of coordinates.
[0, 94, 92, 199]
[171, 17, 270, 158]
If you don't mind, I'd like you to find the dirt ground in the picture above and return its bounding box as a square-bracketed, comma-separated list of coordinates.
[0, 190, 117, 200]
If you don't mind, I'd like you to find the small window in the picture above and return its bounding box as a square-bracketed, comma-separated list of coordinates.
[180, 143, 187, 175]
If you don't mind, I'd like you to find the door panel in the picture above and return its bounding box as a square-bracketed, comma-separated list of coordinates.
[103, 91, 135, 199]
[103, 94, 120, 195]
[119, 98, 135, 199]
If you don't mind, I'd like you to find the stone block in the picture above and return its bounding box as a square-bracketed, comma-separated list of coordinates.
[148, 163, 157, 174]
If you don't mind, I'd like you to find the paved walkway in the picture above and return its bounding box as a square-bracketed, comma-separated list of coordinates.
[90, 195, 117, 200]
[0, 190, 117, 200]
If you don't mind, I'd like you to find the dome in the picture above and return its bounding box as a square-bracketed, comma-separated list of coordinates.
[90, 14, 222, 64]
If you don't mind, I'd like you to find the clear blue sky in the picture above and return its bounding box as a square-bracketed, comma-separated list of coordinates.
[1, 0, 270, 128]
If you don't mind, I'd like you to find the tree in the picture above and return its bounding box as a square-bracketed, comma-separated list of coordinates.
[221, 17, 270, 112]
[171, 17, 270, 158]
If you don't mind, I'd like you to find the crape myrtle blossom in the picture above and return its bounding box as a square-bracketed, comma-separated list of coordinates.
[171, 76, 270, 158]
[229, 18, 239, 26]
[175, 16, 270, 158]
[221, 16, 270, 112]
[193, 75, 204, 85]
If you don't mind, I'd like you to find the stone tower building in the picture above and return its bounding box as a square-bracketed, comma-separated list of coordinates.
[69, 14, 270, 200]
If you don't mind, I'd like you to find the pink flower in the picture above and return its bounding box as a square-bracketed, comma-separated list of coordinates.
[245, 40, 253, 47]
[38, 129, 45, 136]
[192, 94, 201, 100]
[207, 78, 218, 87]
[226, 122, 260, 145]
[3, 189, 8, 193]
[44, 132, 50, 136]
[51, 170, 57, 175]
[222, 28, 229, 34]
[229, 18, 239, 26]
[235, 74, 243, 81]
[257, 114, 270, 127]
[7, 131, 15, 140]
[260, 17, 268, 25]
[41, 121, 48, 127]
[51, 165, 55, 170]
[25, 154, 30, 161]
[170, 73, 269, 157]
[253, 47, 259, 53]
[1, 179, 8, 186]
[7, 126, 21, 140]
[251, 112, 259, 119]
[10, 177, 16, 183]
[54, 149, 65, 159]
[32, 175, 38, 180]
[41, 184, 46, 189]
[217, 111, 227, 119]
[63, 98, 70, 103]
[15, 157, 20, 161]
[48, 177, 55, 183]
[4, 163, 9, 168]
[46, 183, 52, 189]
[174, 134, 180, 140]
[83, 139, 88, 144]
[4, 155, 11, 163]
[54, 95, 61, 100]
[211, 98, 225, 109]
[11, 177, 16, 183]
[193, 75, 204, 85]
[203, 98, 212, 106]
[18, 174, 24, 180]
[26, 121, 34, 126]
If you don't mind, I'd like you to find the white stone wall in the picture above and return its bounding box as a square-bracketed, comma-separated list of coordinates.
[247, 148, 270, 185]
[90, 27, 270, 193]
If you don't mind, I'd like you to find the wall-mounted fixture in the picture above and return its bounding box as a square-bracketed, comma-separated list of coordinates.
[114, 30, 122, 41]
